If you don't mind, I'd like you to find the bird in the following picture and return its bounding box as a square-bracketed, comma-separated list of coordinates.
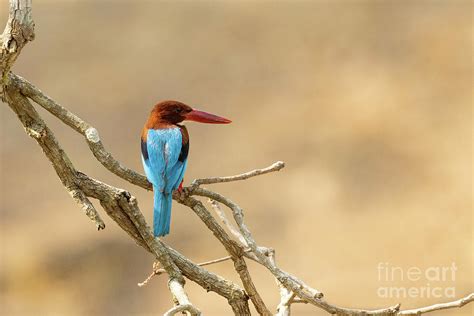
[141, 100, 231, 237]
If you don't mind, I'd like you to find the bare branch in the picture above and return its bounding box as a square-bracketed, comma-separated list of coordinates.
[163, 245, 250, 315]
[4, 86, 105, 230]
[190, 173, 474, 315]
[191, 161, 285, 187]
[398, 293, 474, 315]
[271, 250, 297, 316]
[167, 279, 201, 316]
[8, 73, 152, 190]
[158, 249, 253, 277]
[69, 187, 105, 230]
[192, 187, 399, 315]
[138, 263, 161, 287]
[276, 290, 296, 316]
[76, 175, 248, 314]
[68, 145, 250, 312]
[1, 0, 34, 100]
[177, 196, 271, 315]
[139, 249, 253, 287]
[291, 298, 308, 304]
[3, 1, 472, 315]
[164, 303, 201, 316]
[209, 199, 248, 246]
[193, 250, 250, 268]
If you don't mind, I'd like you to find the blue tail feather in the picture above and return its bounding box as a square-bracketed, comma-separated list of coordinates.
[153, 186, 172, 237]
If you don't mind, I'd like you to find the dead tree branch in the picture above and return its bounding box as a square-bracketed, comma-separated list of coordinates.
[139, 249, 253, 287]
[397, 293, 474, 315]
[191, 161, 285, 187]
[2, 1, 472, 315]
[0, 0, 34, 100]
[8, 72, 151, 190]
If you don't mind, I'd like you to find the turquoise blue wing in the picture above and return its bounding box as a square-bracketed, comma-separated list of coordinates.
[142, 128, 186, 193]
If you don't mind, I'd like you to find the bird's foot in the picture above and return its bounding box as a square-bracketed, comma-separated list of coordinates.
[173, 181, 190, 201]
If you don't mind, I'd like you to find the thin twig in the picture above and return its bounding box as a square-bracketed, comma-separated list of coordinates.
[398, 293, 474, 315]
[191, 161, 285, 187]
[209, 199, 248, 246]
[139, 249, 253, 287]
[292, 298, 308, 304]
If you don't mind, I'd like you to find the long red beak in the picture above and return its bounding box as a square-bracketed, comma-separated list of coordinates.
[184, 109, 232, 124]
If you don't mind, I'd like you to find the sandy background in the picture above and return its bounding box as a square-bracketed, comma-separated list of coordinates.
[1, 0, 472, 315]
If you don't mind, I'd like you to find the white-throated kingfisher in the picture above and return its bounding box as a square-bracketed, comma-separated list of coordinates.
[141, 101, 231, 237]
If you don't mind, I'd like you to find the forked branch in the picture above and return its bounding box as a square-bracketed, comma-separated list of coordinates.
[2, 1, 472, 315]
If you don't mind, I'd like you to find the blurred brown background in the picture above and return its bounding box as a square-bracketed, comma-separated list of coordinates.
[0, 0, 472, 315]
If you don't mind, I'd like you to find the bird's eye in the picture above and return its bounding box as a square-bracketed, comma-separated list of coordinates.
[175, 108, 183, 114]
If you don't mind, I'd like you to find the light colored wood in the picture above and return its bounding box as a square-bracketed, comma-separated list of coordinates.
[2, 1, 472, 315]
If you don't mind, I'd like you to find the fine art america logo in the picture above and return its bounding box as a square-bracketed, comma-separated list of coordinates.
[377, 262, 457, 299]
